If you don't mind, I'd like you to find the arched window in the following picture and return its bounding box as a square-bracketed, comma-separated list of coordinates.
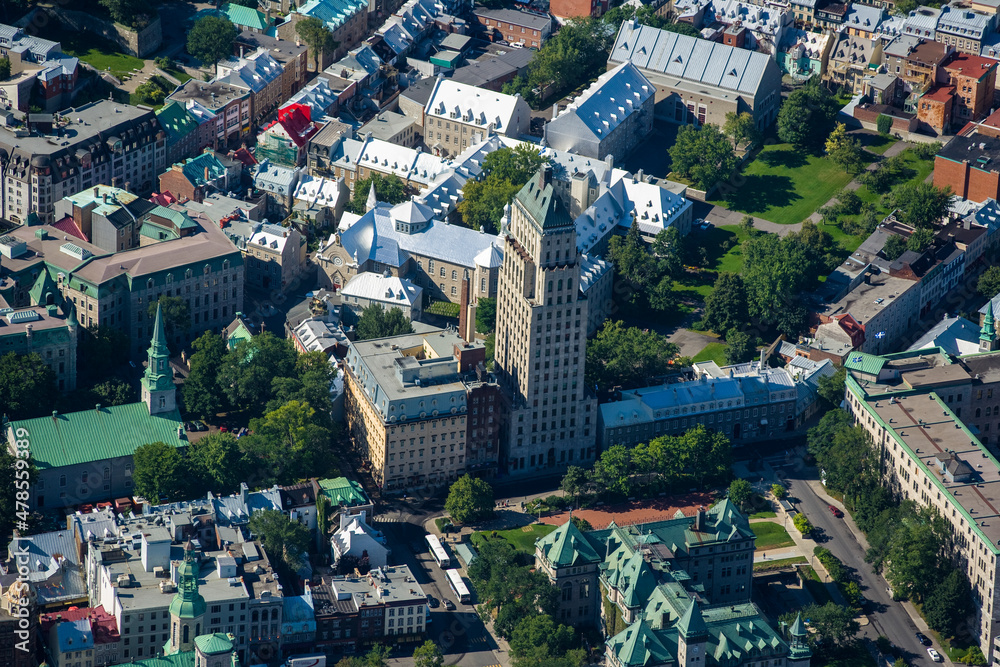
[977, 408, 983, 418]
[451, 270, 457, 280]
[166, 273, 173, 284]
[147, 278, 154, 289]
[203, 265, 211, 275]
[182, 625, 189, 644]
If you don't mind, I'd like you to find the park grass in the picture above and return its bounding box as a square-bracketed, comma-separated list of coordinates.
[800, 565, 834, 605]
[858, 132, 897, 156]
[751, 522, 796, 549]
[692, 342, 728, 367]
[749, 511, 777, 519]
[668, 224, 748, 301]
[753, 556, 806, 572]
[425, 300, 460, 318]
[51, 27, 144, 79]
[710, 144, 854, 225]
[472, 524, 557, 554]
[161, 66, 192, 84]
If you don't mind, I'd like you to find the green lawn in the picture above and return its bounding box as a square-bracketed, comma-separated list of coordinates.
[669, 224, 748, 301]
[46, 26, 144, 79]
[710, 144, 854, 225]
[693, 342, 728, 366]
[751, 522, 796, 549]
[426, 300, 460, 317]
[753, 555, 806, 572]
[471, 524, 557, 554]
[161, 66, 192, 84]
[858, 132, 898, 156]
[749, 511, 777, 519]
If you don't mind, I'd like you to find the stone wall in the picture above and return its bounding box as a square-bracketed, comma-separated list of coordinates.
[22, 6, 161, 58]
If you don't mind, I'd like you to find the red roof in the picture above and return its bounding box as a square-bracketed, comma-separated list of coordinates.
[834, 313, 866, 347]
[231, 146, 258, 167]
[150, 191, 177, 206]
[268, 103, 318, 148]
[51, 215, 88, 242]
[40, 607, 120, 644]
[944, 52, 998, 78]
[922, 85, 955, 104]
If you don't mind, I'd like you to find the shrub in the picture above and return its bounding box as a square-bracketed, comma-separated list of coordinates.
[771, 483, 787, 500]
[793, 513, 812, 535]
[876, 114, 893, 135]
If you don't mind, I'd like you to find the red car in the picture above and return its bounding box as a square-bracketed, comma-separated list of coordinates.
[829, 505, 843, 518]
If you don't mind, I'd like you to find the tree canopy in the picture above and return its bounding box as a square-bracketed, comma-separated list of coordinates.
[585, 320, 681, 392]
[296, 16, 339, 70]
[249, 508, 311, 575]
[777, 78, 839, 149]
[182, 331, 229, 419]
[459, 146, 547, 233]
[0, 352, 56, 420]
[723, 111, 761, 150]
[216, 332, 299, 415]
[669, 123, 737, 191]
[355, 305, 414, 340]
[148, 295, 190, 351]
[886, 182, 952, 228]
[445, 474, 494, 524]
[703, 272, 750, 336]
[476, 297, 497, 334]
[132, 441, 184, 504]
[825, 123, 867, 175]
[413, 641, 445, 667]
[187, 16, 237, 68]
[348, 174, 408, 214]
[979, 266, 1000, 298]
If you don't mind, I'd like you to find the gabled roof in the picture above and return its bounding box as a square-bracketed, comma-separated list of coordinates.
[844, 350, 886, 375]
[157, 102, 198, 144]
[179, 152, 229, 188]
[547, 62, 654, 144]
[537, 519, 601, 567]
[221, 2, 269, 30]
[676, 600, 708, 640]
[608, 620, 674, 667]
[514, 167, 572, 230]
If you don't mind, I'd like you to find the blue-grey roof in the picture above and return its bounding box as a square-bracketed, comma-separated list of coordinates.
[937, 4, 992, 37]
[548, 62, 654, 143]
[254, 160, 300, 190]
[907, 315, 982, 356]
[56, 618, 94, 653]
[8, 530, 88, 605]
[340, 200, 501, 269]
[610, 20, 774, 96]
[844, 3, 885, 30]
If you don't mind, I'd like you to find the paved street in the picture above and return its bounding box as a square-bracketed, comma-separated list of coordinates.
[772, 454, 949, 667]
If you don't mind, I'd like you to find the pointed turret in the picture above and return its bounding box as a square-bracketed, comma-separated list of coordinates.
[789, 613, 806, 639]
[982, 300, 997, 352]
[366, 181, 378, 213]
[787, 612, 812, 665]
[141, 303, 177, 415]
[166, 540, 206, 655]
[677, 600, 708, 641]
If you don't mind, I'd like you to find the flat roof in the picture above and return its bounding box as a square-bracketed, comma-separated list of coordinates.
[938, 132, 1000, 170]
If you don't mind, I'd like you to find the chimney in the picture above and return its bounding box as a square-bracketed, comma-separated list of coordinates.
[205, 165, 210, 183]
[125, 181, 130, 193]
[459, 277, 473, 343]
[93, 186, 99, 197]
[539, 163, 551, 188]
[552, 103, 559, 120]
[102, 194, 107, 205]
[694, 509, 705, 532]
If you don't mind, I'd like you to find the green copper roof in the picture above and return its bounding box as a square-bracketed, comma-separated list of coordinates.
[8, 403, 185, 470]
[514, 166, 572, 231]
[170, 544, 207, 620]
[676, 600, 708, 640]
[609, 620, 674, 667]
[29, 269, 59, 307]
[789, 612, 806, 637]
[844, 351, 886, 376]
[142, 303, 175, 394]
[537, 519, 601, 567]
[131, 652, 195, 667]
[181, 153, 227, 188]
[983, 301, 996, 343]
[157, 102, 197, 144]
[140, 221, 181, 242]
[221, 2, 269, 30]
[318, 477, 371, 507]
[194, 633, 234, 655]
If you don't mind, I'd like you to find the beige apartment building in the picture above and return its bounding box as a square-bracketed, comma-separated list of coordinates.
[845, 346, 1000, 663]
[493, 165, 597, 477]
[343, 329, 497, 492]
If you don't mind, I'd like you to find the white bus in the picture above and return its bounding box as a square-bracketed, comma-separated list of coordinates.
[445, 568, 471, 604]
[425, 534, 451, 568]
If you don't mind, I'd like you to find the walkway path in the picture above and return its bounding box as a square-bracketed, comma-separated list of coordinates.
[696, 202, 801, 237]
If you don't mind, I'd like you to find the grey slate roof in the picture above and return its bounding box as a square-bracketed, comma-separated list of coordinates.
[609, 19, 772, 96]
[547, 62, 654, 143]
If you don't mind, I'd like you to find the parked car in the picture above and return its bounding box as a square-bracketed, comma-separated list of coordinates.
[916, 633, 931, 647]
[828, 505, 843, 518]
[444, 599, 456, 611]
[927, 648, 942, 662]
[426, 595, 439, 608]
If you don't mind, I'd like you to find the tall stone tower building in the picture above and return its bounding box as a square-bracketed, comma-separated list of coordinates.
[494, 165, 597, 476]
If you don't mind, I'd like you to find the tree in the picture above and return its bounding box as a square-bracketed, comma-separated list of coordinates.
[249, 508, 311, 574]
[669, 123, 737, 191]
[0, 352, 57, 420]
[886, 182, 952, 228]
[978, 266, 1000, 297]
[0, 57, 10, 81]
[894, 0, 917, 14]
[133, 80, 167, 106]
[877, 114, 893, 135]
[883, 234, 907, 261]
[679, 425, 732, 487]
[243, 400, 331, 483]
[91, 379, 136, 407]
[560, 466, 588, 500]
[703, 272, 751, 335]
[509, 615, 577, 665]
[185, 433, 247, 496]
[148, 295, 190, 350]
[723, 111, 761, 150]
[80, 325, 130, 382]
[825, 123, 867, 174]
[296, 17, 339, 71]
[187, 16, 237, 68]
[365, 645, 392, 667]
[585, 321, 680, 392]
[460, 146, 547, 233]
[348, 173, 408, 214]
[228, 0, 261, 6]
[182, 331, 229, 419]
[413, 641, 444, 667]
[728, 478, 753, 509]
[651, 226, 685, 280]
[217, 332, 298, 415]
[962, 647, 987, 666]
[132, 441, 183, 503]
[923, 568, 974, 637]
[777, 78, 838, 148]
[771, 483, 787, 499]
[0, 447, 36, 551]
[725, 330, 754, 365]
[817, 367, 847, 406]
[801, 602, 860, 649]
[739, 215, 756, 237]
[356, 304, 414, 340]
[100, 0, 154, 28]
[476, 297, 497, 333]
[793, 513, 812, 534]
[445, 474, 494, 524]
[906, 227, 934, 253]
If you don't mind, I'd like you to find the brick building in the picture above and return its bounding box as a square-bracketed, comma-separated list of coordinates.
[472, 8, 553, 48]
[935, 133, 1000, 202]
[549, 0, 609, 19]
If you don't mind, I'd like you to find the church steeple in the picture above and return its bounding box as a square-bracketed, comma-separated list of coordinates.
[982, 300, 997, 353]
[141, 303, 176, 415]
[366, 181, 378, 213]
[166, 539, 206, 655]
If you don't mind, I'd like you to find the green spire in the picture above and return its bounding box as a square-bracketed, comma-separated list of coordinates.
[790, 613, 806, 638]
[169, 540, 206, 620]
[142, 303, 173, 393]
[677, 600, 708, 641]
[983, 301, 996, 343]
[28, 270, 59, 308]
